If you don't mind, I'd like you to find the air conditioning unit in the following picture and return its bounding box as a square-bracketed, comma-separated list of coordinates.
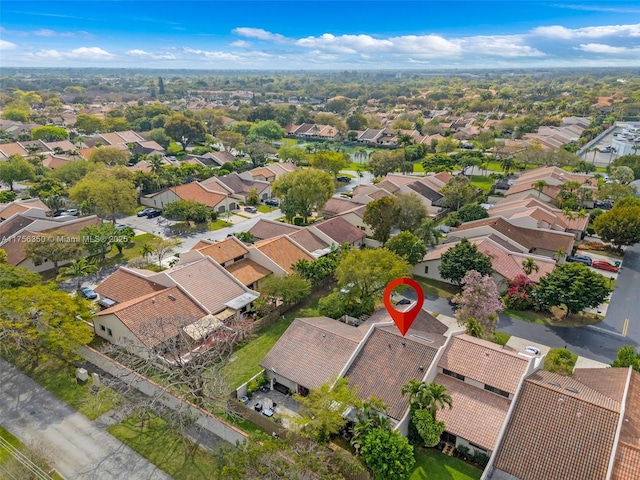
[76, 368, 88, 382]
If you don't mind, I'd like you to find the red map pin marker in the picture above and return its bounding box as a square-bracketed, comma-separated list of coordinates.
[383, 277, 424, 336]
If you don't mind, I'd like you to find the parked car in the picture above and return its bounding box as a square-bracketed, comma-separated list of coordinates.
[146, 210, 162, 218]
[61, 208, 78, 216]
[265, 198, 279, 206]
[524, 346, 541, 355]
[566, 254, 593, 266]
[243, 206, 257, 213]
[337, 176, 352, 183]
[592, 260, 619, 272]
[595, 200, 613, 210]
[115, 224, 128, 230]
[78, 287, 98, 300]
[137, 208, 155, 217]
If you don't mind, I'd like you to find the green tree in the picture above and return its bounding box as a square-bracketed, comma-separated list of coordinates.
[246, 120, 285, 143]
[439, 238, 493, 285]
[0, 155, 35, 191]
[598, 182, 637, 203]
[163, 199, 210, 224]
[611, 166, 635, 185]
[0, 284, 94, 370]
[69, 169, 138, 222]
[522, 257, 540, 276]
[544, 348, 577, 376]
[440, 176, 476, 211]
[23, 232, 81, 273]
[366, 150, 404, 178]
[611, 346, 640, 372]
[57, 257, 98, 289]
[456, 203, 489, 223]
[385, 231, 427, 265]
[158, 76, 165, 95]
[31, 126, 69, 142]
[594, 206, 640, 249]
[436, 137, 458, 153]
[80, 223, 120, 261]
[335, 248, 410, 311]
[310, 150, 348, 177]
[149, 237, 182, 267]
[245, 188, 259, 206]
[347, 113, 368, 130]
[164, 114, 207, 150]
[360, 428, 415, 480]
[534, 263, 612, 316]
[395, 193, 428, 232]
[531, 179, 549, 198]
[74, 114, 104, 134]
[0, 248, 6, 264]
[272, 169, 334, 222]
[52, 159, 94, 186]
[259, 274, 311, 306]
[415, 218, 442, 247]
[412, 407, 446, 447]
[0, 263, 40, 290]
[363, 196, 398, 243]
[293, 378, 359, 443]
[88, 147, 129, 166]
[277, 145, 309, 165]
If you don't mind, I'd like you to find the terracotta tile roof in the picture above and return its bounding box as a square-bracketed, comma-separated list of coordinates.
[0, 142, 28, 157]
[249, 166, 276, 180]
[312, 217, 365, 245]
[473, 237, 555, 282]
[195, 236, 249, 265]
[288, 229, 328, 253]
[439, 335, 530, 395]
[435, 373, 511, 451]
[612, 370, 640, 480]
[225, 258, 272, 286]
[159, 257, 249, 314]
[169, 182, 227, 208]
[504, 182, 562, 199]
[345, 327, 439, 420]
[0, 198, 49, 220]
[491, 370, 621, 480]
[261, 317, 363, 390]
[322, 197, 363, 216]
[254, 235, 315, 273]
[190, 239, 213, 250]
[376, 180, 401, 194]
[95, 267, 166, 303]
[97, 286, 208, 348]
[248, 219, 301, 240]
[573, 368, 630, 404]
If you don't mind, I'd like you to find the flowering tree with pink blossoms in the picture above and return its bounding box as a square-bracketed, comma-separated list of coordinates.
[454, 270, 504, 336]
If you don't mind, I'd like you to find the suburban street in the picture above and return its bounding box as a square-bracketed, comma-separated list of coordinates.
[0, 359, 171, 480]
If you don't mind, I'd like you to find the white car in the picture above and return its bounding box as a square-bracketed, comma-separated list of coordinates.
[524, 346, 541, 355]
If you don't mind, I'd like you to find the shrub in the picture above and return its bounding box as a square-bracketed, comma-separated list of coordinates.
[456, 445, 470, 460]
[293, 216, 304, 226]
[0, 191, 17, 202]
[503, 274, 535, 310]
[472, 452, 490, 467]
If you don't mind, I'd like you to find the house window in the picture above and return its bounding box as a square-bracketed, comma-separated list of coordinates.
[484, 384, 510, 398]
[424, 266, 429, 274]
[107, 328, 113, 337]
[100, 325, 106, 332]
[233, 256, 244, 262]
[442, 369, 465, 381]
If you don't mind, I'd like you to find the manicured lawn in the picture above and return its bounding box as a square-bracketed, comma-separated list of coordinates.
[414, 162, 425, 173]
[469, 175, 493, 193]
[505, 308, 602, 327]
[101, 233, 162, 267]
[108, 414, 220, 480]
[0, 426, 21, 464]
[257, 204, 276, 213]
[414, 277, 460, 299]
[220, 290, 325, 389]
[410, 448, 482, 480]
[208, 220, 232, 231]
[491, 331, 512, 346]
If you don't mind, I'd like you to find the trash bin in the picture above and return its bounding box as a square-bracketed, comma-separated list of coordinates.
[614, 261, 621, 267]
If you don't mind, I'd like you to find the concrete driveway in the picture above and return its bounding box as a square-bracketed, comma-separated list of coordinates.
[0, 359, 171, 480]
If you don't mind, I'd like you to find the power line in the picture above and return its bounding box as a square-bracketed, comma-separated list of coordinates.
[0, 436, 53, 480]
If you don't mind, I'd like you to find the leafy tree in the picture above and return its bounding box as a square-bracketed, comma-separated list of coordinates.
[594, 206, 640, 248]
[612, 154, 640, 179]
[0, 191, 17, 203]
[74, 114, 104, 134]
[317, 291, 348, 319]
[28, 177, 66, 199]
[272, 169, 334, 222]
[0, 263, 40, 290]
[412, 407, 446, 447]
[88, 147, 129, 166]
[415, 218, 443, 247]
[31, 126, 69, 142]
[146, 127, 170, 147]
[363, 196, 398, 243]
[310, 150, 348, 177]
[534, 263, 612, 316]
[57, 257, 98, 289]
[149, 237, 182, 267]
[531, 179, 549, 198]
[598, 182, 637, 202]
[335, 248, 410, 311]
[440, 176, 477, 211]
[366, 150, 404, 178]
[23, 232, 82, 273]
[158, 76, 165, 95]
[385, 231, 427, 265]
[245, 141, 276, 168]
[0, 248, 6, 264]
[351, 398, 392, 448]
[293, 377, 358, 443]
[80, 223, 120, 261]
[521, 257, 540, 276]
[436, 137, 458, 153]
[360, 428, 415, 480]
[456, 203, 489, 223]
[245, 188, 259, 206]
[163, 199, 210, 224]
[259, 274, 311, 306]
[544, 348, 577, 376]
[164, 114, 207, 150]
[439, 238, 493, 285]
[395, 193, 428, 232]
[69, 169, 138, 222]
[246, 120, 285, 143]
[454, 270, 504, 335]
[235, 231, 255, 244]
[611, 346, 640, 372]
[0, 155, 35, 191]
[422, 153, 459, 173]
[347, 113, 368, 130]
[277, 145, 309, 165]
[611, 166, 635, 185]
[52, 159, 94, 186]
[0, 284, 93, 370]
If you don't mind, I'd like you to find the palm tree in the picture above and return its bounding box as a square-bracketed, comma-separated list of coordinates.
[351, 398, 391, 447]
[415, 218, 442, 248]
[58, 258, 98, 289]
[500, 157, 516, 175]
[531, 180, 548, 198]
[140, 243, 154, 262]
[424, 382, 453, 419]
[553, 247, 566, 262]
[401, 379, 428, 410]
[522, 257, 539, 276]
[148, 154, 164, 176]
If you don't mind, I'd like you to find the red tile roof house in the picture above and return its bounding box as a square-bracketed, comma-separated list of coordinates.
[140, 181, 236, 213]
[414, 236, 556, 292]
[0, 198, 50, 221]
[93, 258, 259, 359]
[201, 172, 271, 204]
[484, 367, 640, 480]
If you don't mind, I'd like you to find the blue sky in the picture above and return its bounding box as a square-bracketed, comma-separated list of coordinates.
[1, 1, 639, 69]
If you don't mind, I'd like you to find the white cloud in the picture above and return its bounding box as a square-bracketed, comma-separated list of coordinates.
[33, 28, 76, 37]
[0, 40, 17, 50]
[458, 35, 545, 57]
[532, 23, 640, 39]
[127, 49, 150, 55]
[576, 43, 640, 54]
[229, 40, 251, 48]
[232, 27, 289, 44]
[34, 46, 114, 60]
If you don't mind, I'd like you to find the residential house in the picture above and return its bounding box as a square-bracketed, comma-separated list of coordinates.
[0, 198, 50, 221]
[201, 172, 271, 203]
[504, 166, 597, 206]
[250, 235, 315, 274]
[141, 181, 235, 213]
[288, 229, 330, 257]
[485, 368, 640, 480]
[248, 218, 302, 241]
[248, 163, 297, 183]
[309, 216, 366, 248]
[321, 197, 365, 218]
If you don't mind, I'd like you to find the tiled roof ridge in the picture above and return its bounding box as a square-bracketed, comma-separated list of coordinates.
[98, 286, 173, 314]
[454, 334, 528, 361]
[297, 317, 362, 342]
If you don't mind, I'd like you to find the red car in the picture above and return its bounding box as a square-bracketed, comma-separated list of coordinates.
[591, 261, 619, 273]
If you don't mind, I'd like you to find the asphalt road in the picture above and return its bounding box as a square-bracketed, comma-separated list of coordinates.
[602, 243, 640, 344]
[0, 359, 172, 480]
